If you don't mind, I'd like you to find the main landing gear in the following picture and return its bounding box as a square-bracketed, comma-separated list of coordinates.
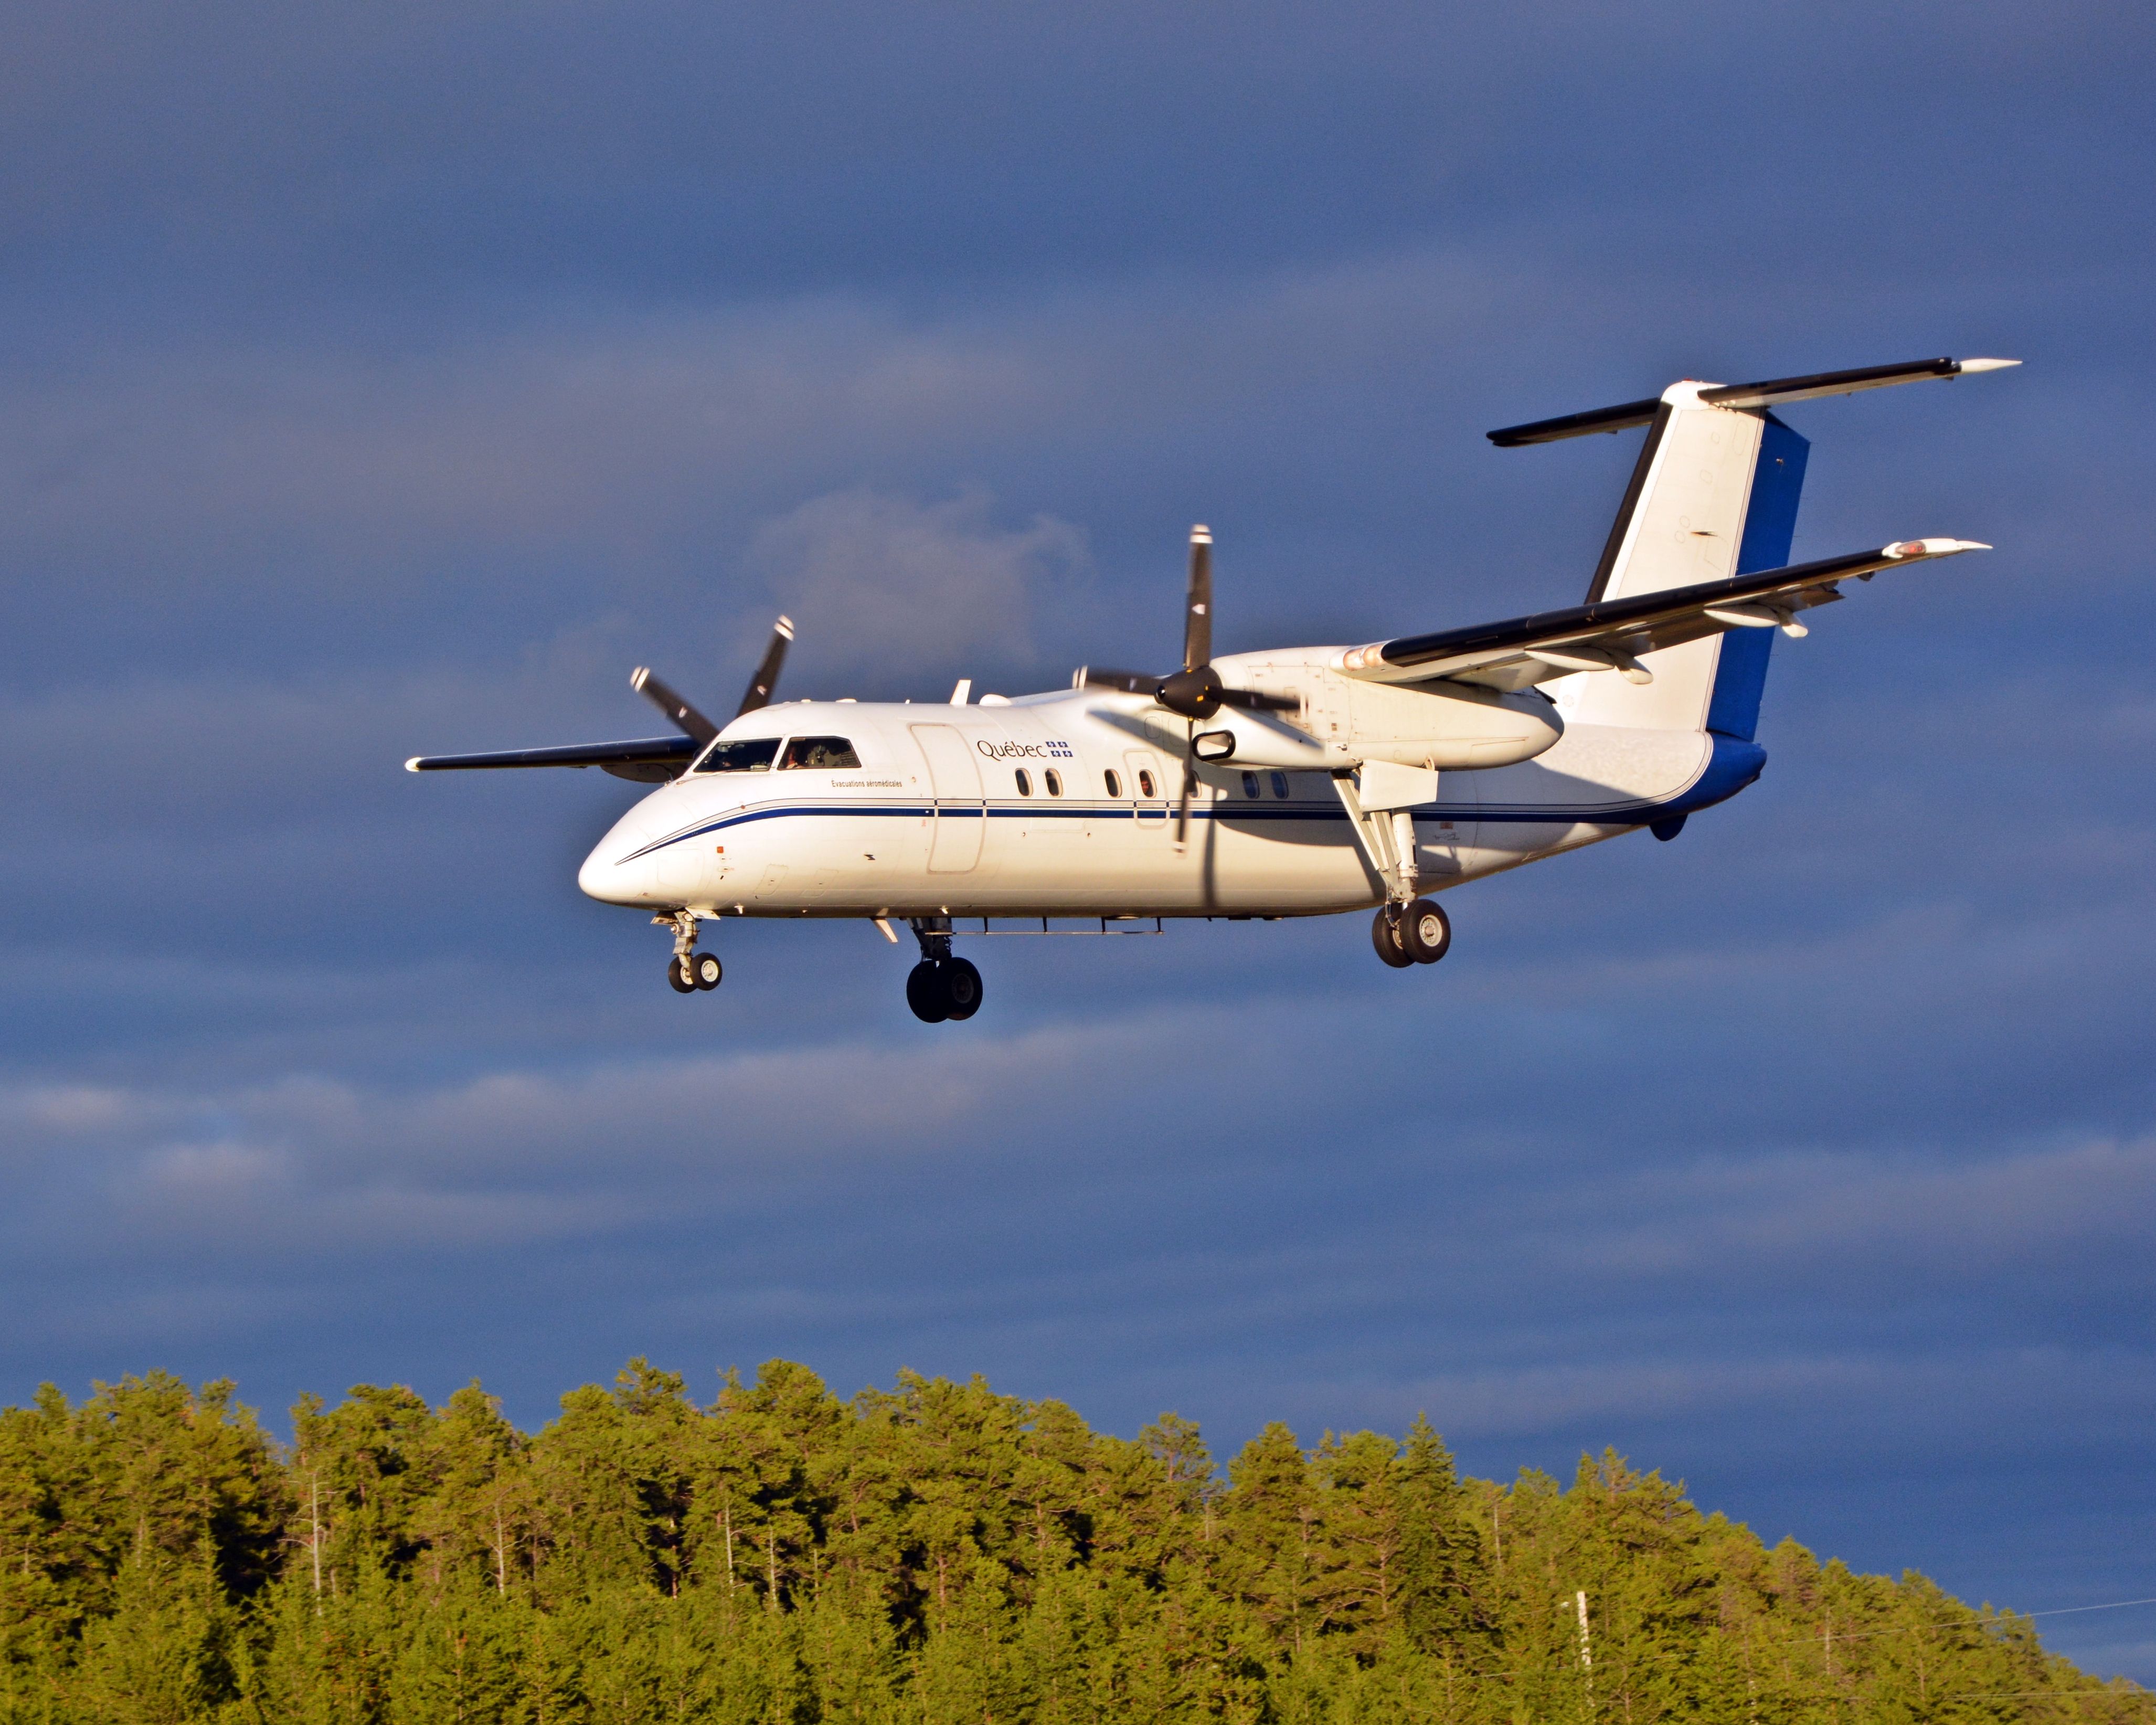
[905, 917, 983, 1023]
[1332, 774, 1454, 973]
[1372, 898, 1451, 969]
[658, 911, 722, 994]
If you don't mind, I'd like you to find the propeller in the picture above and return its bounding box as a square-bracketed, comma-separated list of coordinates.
[630, 668, 718, 746]
[630, 615, 795, 765]
[1076, 527, 1298, 849]
[735, 615, 794, 717]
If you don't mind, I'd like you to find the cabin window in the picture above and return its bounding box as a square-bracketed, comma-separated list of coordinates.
[1241, 771, 1260, 799]
[1014, 768, 1032, 796]
[1045, 769, 1063, 796]
[694, 737, 780, 774]
[1103, 769, 1122, 797]
[1271, 771, 1290, 799]
[1137, 768, 1156, 798]
[779, 735, 862, 770]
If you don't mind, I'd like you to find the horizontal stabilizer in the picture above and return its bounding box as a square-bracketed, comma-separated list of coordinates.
[406, 735, 699, 779]
[1488, 356, 2019, 447]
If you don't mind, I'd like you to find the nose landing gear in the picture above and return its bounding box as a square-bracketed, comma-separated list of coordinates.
[678, 950, 723, 990]
[906, 917, 984, 1023]
[658, 911, 723, 993]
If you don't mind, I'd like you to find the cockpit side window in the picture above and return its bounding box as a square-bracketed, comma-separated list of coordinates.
[779, 736, 862, 770]
[694, 737, 780, 774]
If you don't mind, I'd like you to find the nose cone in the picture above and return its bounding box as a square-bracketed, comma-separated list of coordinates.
[578, 840, 640, 905]
[579, 803, 662, 906]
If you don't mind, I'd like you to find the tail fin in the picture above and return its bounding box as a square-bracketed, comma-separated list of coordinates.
[1558, 381, 1807, 732]
[1491, 356, 2015, 734]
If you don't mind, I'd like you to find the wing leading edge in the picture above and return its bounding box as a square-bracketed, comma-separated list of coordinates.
[405, 735, 699, 781]
[1335, 539, 1989, 692]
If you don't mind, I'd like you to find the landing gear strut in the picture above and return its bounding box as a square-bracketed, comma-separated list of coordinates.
[906, 917, 983, 1023]
[657, 911, 722, 993]
[1333, 774, 1454, 970]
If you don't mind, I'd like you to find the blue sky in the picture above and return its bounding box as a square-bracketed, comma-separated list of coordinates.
[3, 0, 2153, 1681]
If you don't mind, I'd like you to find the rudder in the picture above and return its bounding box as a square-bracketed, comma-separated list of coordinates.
[1705, 414, 1808, 742]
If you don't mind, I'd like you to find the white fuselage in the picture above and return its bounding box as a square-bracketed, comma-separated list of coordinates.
[577, 651, 1754, 922]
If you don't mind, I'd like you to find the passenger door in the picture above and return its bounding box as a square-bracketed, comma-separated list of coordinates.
[911, 724, 984, 872]
[1123, 750, 1169, 829]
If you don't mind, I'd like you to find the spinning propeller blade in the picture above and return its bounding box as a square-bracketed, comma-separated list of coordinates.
[737, 616, 794, 717]
[416, 616, 802, 782]
[1184, 525, 1212, 672]
[1175, 527, 1210, 848]
[1077, 525, 1298, 850]
[1077, 666, 1159, 695]
[630, 668, 719, 746]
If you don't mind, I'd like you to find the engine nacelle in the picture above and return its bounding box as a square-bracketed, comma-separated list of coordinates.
[1343, 676, 1562, 769]
[1159, 655, 1564, 773]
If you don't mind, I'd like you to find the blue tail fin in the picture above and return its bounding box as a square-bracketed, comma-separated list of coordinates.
[1704, 414, 1808, 742]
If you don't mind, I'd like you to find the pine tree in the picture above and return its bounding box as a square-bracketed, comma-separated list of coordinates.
[0, 1362, 2146, 1724]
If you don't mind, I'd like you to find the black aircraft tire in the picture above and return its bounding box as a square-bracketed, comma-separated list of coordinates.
[691, 951, 724, 990]
[1371, 907, 1414, 969]
[1401, 897, 1451, 965]
[942, 957, 983, 1021]
[667, 955, 698, 993]
[906, 960, 950, 1023]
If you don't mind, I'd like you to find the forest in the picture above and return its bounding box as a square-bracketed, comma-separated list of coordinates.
[0, 1360, 2146, 1724]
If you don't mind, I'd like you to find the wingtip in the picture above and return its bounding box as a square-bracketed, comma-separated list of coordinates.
[1958, 357, 2021, 374]
[1886, 537, 1991, 559]
[404, 757, 423, 772]
[774, 617, 795, 639]
[630, 665, 651, 690]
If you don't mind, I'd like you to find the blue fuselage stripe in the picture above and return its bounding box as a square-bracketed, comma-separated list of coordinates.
[629, 792, 1735, 858]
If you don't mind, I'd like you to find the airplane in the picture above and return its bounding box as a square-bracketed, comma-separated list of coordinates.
[408, 355, 2015, 1022]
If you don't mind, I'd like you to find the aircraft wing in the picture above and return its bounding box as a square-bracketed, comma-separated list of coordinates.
[405, 735, 699, 782]
[1336, 539, 1989, 691]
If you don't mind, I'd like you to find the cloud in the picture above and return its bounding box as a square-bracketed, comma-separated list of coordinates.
[0, 1017, 1171, 1258]
[1312, 1348, 2156, 1449]
[745, 486, 1086, 677]
[0, 0, 2151, 1678]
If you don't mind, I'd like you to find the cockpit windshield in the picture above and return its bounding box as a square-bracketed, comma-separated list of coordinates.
[779, 736, 861, 770]
[692, 737, 780, 774]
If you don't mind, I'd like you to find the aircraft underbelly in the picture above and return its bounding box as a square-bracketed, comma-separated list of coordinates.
[721, 802, 1374, 916]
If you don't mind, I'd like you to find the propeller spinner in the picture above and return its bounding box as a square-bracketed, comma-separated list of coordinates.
[1078, 527, 1298, 848]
